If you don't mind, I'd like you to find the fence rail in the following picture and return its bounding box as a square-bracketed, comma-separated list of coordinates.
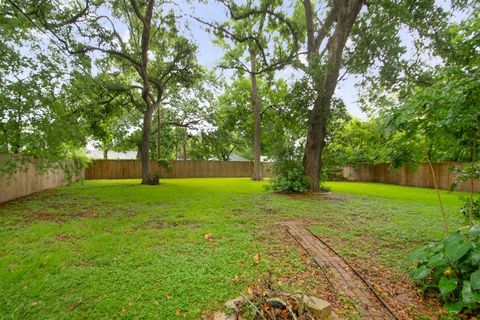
[84, 160, 271, 180]
[342, 162, 480, 192]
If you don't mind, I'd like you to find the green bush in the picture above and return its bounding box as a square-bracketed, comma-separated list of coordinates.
[266, 159, 310, 193]
[408, 225, 480, 314]
[460, 197, 480, 220]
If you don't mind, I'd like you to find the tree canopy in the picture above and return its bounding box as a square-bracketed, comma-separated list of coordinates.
[1, 0, 479, 189]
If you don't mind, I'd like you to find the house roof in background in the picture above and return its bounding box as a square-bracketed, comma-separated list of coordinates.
[86, 149, 137, 160]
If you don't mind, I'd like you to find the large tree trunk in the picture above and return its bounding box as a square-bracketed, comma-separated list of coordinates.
[302, 0, 362, 191]
[140, 104, 156, 185]
[137, 0, 158, 185]
[249, 46, 262, 181]
[304, 95, 330, 191]
[156, 105, 161, 160]
[103, 149, 108, 160]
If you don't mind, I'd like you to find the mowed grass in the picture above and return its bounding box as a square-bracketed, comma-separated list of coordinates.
[317, 181, 466, 272]
[0, 178, 472, 319]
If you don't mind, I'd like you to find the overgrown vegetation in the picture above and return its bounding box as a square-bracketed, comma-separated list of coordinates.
[460, 198, 480, 220]
[409, 225, 480, 315]
[267, 160, 310, 193]
[266, 145, 310, 193]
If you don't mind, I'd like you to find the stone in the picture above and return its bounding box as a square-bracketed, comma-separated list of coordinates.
[224, 296, 244, 312]
[302, 295, 332, 318]
[212, 311, 235, 320]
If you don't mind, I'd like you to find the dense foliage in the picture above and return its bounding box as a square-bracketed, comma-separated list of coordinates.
[460, 198, 480, 220]
[1, 0, 479, 187]
[409, 225, 480, 314]
[266, 145, 310, 193]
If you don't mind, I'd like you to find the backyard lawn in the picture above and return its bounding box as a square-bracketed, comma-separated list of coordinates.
[0, 179, 468, 319]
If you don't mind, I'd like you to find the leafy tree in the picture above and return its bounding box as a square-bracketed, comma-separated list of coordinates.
[284, 0, 467, 191]
[31, 0, 201, 184]
[0, 1, 87, 172]
[200, 0, 297, 180]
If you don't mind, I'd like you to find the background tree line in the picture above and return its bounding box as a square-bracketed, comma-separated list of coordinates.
[0, 0, 478, 190]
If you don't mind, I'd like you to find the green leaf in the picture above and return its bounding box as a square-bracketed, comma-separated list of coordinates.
[444, 238, 472, 263]
[412, 265, 431, 280]
[444, 301, 463, 314]
[438, 277, 457, 295]
[462, 281, 474, 304]
[469, 225, 480, 239]
[471, 251, 480, 265]
[470, 269, 480, 290]
[408, 247, 429, 261]
[427, 253, 444, 267]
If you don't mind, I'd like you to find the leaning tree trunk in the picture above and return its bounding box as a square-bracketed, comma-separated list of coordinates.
[249, 46, 262, 181]
[427, 153, 448, 235]
[302, 0, 362, 191]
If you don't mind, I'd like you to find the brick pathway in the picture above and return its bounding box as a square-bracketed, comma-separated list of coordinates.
[283, 222, 396, 320]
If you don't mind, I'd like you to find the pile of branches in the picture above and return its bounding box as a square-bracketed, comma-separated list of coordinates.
[232, 284, 317, 320]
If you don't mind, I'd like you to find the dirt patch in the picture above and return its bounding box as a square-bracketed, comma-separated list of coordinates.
[232, 208, 247, 215]
[136, 218, 199, 230]
[57, 234, 76, 242]
[254, 223, 352, 318]
[349, 259, 442, 319]
[30, 206, 100, 223]
[287, 192, 347, 202]
[291, 225, 442, 319]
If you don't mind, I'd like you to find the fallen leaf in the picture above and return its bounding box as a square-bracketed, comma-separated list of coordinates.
[165, 293, 172, 300]
[231, 275, 239, 284]
[438, 308, 448, 315]
[204, 233, 213, 242]
[253, 253, 260, 265]
[176, 308, 181, 316]
[121, 307, 126, 313]
[66, 299, 83, 312]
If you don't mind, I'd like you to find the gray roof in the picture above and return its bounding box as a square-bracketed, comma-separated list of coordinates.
[86, 149, 138, 160]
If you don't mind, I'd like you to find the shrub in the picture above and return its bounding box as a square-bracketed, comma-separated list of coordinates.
[266, 143, 310, 193]
[408, 225, 480, 314]
[460, 197, 480, 220]
[266, 159, 310, 193]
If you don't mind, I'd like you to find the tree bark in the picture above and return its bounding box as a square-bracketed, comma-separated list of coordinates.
[103, 149, 108, 160]
[156, 106, 161, 160]
[136, 0, 158, 185]
[182, 133, 187, 161]
[302, 0, 362, 191]
[140, 104, 155, 184]
[249, 46, 262, 181]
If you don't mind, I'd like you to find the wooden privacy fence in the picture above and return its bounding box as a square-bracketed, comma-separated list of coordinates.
[342, 162, 480, 192]
[0, 154, 83, 203]
[84, 160, 272, 180]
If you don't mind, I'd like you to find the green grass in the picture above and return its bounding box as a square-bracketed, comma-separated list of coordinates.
[0, 179, 473, 319]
